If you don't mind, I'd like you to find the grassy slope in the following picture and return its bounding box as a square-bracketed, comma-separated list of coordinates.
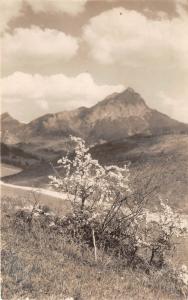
[1, 196, 182, 300]
[0, 183, 71, 216]
[91, 134, 188, 213]
[0, 143, 40, 169]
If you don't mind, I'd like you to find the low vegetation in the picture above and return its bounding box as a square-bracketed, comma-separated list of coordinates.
[1, 136, 188, 299]
[49, 137, 187, 272]
[1, 196, 187, 300]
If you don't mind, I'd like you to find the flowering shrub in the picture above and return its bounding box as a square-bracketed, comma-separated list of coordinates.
[49, 136, 187, 271]
[166, 264, 188, 295]
[140, 200, 187, 267]
[178, 265, 188, 286]
[49, 136, 131, 225]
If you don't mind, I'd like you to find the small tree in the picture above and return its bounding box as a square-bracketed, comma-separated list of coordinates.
[49, 136, 131, 225]
[49, 136, 133, 260]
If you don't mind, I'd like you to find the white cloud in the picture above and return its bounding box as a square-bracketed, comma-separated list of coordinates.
[0, 0, 88, 33]
[25, 0, 87, 16]
[83, 7, 188, 68]
[1, 72, 124, 120]
[158, 91, 188, 123]
[2, 26, 79, 69]
[36, 99, 49, 111]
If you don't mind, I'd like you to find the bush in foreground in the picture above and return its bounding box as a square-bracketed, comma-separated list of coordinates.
[1, 196, 187, 299]
[49, 136, 187, 273]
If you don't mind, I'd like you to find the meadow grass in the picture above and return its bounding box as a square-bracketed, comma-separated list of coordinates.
[1, 196, 185, 300]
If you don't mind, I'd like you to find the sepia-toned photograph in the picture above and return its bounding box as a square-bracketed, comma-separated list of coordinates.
[1, 0, 188, 299]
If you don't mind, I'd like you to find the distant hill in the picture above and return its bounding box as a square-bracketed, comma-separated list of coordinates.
[1, 88, 188, 147]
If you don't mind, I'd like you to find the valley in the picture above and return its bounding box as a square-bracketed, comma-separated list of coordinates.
[1, 87, 188, 283]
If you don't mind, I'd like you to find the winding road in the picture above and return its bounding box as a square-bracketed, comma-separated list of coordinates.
[0, 163, 70, 214]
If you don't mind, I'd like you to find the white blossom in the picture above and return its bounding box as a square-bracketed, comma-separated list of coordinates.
[49, 136, 131, 221]
[178, 265, 188, 286]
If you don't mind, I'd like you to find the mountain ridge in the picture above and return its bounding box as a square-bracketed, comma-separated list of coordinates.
[1, 88, 188, 145]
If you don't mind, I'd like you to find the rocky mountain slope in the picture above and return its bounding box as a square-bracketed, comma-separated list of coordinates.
[1, 88, 188, 147]
[0, 113, 25, 144]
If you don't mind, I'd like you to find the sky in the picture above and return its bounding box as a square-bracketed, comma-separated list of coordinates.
[1, 0, 188, 123]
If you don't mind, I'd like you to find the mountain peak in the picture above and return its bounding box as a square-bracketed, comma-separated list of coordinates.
[125, 87, 136, 94]
[1, 88, 187, 145]
[0, 112, 12, 120]
[103, 87, 137, 101]
[118, 87, 143, 100]
[97, 87, 146, 109]
[0, 113, 25, 127]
